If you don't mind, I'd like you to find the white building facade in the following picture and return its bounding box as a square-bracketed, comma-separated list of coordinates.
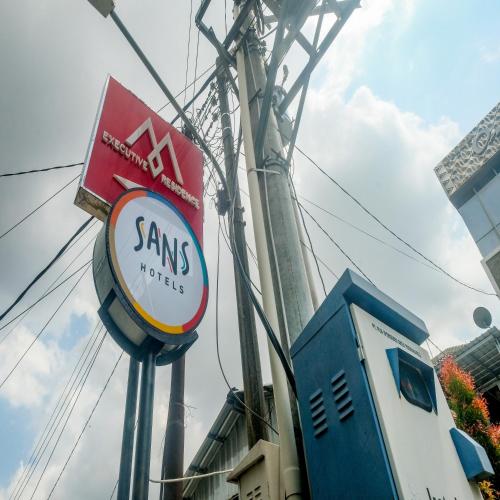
[435, 102, 500, 295]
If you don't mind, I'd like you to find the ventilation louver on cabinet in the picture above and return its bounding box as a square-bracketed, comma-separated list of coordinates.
[331, 370, 354, 421]
[309, 389, 328, 438]
[246, 485, 262, 499]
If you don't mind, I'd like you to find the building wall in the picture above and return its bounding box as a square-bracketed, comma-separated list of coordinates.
[458, 169, 500, 257]
[186, 397, 278, 500]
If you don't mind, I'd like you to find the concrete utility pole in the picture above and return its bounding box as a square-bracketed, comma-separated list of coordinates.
[234, 5, 309, 498]
[216, 60, 269, 448]
[243, 27, 314, 498]
[160, 355, 185, 500]
[245, 29, 314, 348]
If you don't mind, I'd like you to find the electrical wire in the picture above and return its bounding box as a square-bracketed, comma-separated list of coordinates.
[219, 199, 262, 296]
[27, 332, 109, 500]
[0, 162, 82, 178]
[0, 265, 91, 391]
[300, 240, 339, 280]
[215, 220, 278, 436]
[183, 0, 194, 106]
[294, 144, 497, 296]
[298, 201, 375, 285]
[10, 324, 104, 500]
[289, 176, 327, 297]
[299, 195, 440, 272]
[46, 350, 125, 500]
[0, 259, 92, 336]
[0, 220, 97, 344]
[156, 63, 216, 115]
[0, 174, 80, 241]
[0, 216, 94, 322]
[192, 28, 201, 116]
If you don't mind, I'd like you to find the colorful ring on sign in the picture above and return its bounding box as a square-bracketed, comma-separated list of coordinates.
[107, 189, 208, 335]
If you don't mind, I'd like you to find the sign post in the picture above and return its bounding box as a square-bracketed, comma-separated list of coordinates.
[91, 188, 208, 497]
[117, 358, 139, 500]
[76, 77, 207, 499]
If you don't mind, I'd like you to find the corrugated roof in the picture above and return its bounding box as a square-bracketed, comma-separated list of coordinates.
[182, 385, 275, 498]
[434, 327, 500, 392]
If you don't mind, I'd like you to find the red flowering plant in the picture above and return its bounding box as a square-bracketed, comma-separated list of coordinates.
[439, 356, 500, 497]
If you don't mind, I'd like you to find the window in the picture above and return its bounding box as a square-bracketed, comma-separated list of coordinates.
[387, 348, 437, 413]
[399, 360, 433, 413]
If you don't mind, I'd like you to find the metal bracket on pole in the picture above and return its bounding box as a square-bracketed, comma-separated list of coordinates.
[278, 0, 360, 114]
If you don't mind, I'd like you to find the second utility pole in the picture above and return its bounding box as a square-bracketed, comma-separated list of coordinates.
[216, 59, 269, 448]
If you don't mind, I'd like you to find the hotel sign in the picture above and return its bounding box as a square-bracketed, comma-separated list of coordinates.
[75, 76, 204, 242]
[93, 189, 208, 358]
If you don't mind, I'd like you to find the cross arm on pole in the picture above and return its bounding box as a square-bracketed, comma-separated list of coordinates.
[194, 0, 258, 99]
[262, 0, 317, 63]
[285, 0, 328, 166]
[278, 0, 360, 115]
[263, 0, 346, 23]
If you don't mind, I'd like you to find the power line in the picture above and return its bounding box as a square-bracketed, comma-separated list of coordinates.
[298, 201, 374, 285]
[0, 162, 83, 178]
[0, 174, 80, 241]
[238, 185, 339, 280]
[295, 144, 497, 297]
[0, 265, 91, 391]
[191, 29, 201, 116]
[0, 259, 92, 336]
[290, 177, 327, 297]
[300, 240, 339, 280]
[183, 0, 194, 106]
[0, 221, 97, 341]
[27, 331, 108, 500]
[215, 220, 278, 435]
[10, 324, 104, 500]
[223, 190, 298, 396]
[46, 349, 125, 499]
[0, 216, 94, 323]
[299, 195, 440, 271]
[219, 211, 262, 296]
[156, 63, 216, 115]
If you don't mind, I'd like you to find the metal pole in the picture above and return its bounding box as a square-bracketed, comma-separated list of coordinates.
[117, 357, 140, 500]
[132, 351, 156, 500]
[216, 59, 269, 448]
[160, 355, 185, 500]
[234, 7, 302, 498]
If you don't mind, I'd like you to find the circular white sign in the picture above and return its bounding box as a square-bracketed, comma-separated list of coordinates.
[107, 189, 208, 335]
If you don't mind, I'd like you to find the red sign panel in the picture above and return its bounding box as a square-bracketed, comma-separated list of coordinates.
[75, 76, 204, 243]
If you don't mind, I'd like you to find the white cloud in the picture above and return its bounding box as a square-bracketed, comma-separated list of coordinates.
[480, 44, 500, 63]
[1, 0, 499, 499]
[297, 83, 499, 349]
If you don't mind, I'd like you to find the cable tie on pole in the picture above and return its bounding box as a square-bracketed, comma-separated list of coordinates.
[247, 168, 281, 175]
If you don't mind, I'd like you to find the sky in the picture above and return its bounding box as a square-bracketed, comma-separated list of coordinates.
[0, 0, 499, 498]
